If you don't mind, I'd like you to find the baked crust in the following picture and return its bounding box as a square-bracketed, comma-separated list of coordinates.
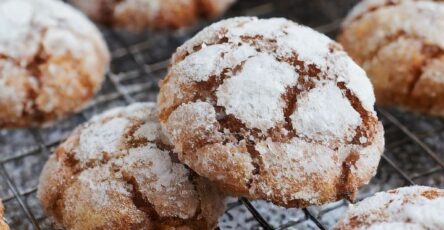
[37, 103, 225, 230]
[71, 0, 236, 30]
[0, 0, 110, 128]
[0, 200, 8, 230]
[158, 17, 384, 208]
[334, 186, 444, 229]
[338, 0, 444, 116]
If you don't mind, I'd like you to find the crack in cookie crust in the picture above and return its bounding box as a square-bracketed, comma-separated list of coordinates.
[159, 17, 384, 207]
[37, 103, 224, 230]
[333, 186, 444, 230]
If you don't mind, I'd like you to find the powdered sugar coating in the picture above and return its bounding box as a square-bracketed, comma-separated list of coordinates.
[159, 17, 384, 207]
[38, 103, 225, 230]
[290, 82, 361, 143]
[71, 0, 236, 30]
[0, 0, 105, 59]
[339, 0, 444, 116]
[173, 43, 257, 83]
[334, 186, 444, 230]
[342, 0, 444, 27]
[342, 0, 394, 26]
[0, 0, 110, 128]
[216, 54, 298, 131]
[172, 17, 373, 106]
[342, 0, 444, 57]
[77, 117, 129, 162]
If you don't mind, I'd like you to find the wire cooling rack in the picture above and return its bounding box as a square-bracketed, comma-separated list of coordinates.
[2, 0, 444, 229]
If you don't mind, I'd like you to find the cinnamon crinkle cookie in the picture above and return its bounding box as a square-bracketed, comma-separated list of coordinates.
[0, 200, 8, 230]
[158, 17, 385, 207]
[339, 0, 444, 116]
[71, 0, 236, 30]
[0, 0, 110, 128]
[334, 186, 444, 229]
[38, 103, 225, 230]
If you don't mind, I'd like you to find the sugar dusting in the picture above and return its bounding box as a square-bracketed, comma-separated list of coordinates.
[170, 17, 376, 131]
[114, 0, 163, 21]
[334, 186, 444, 229]
[0, 0, 110, 125]
[342, 0, 394, 26]
[76, 117, 129, 162]
[173, 43, 257, 83]
[118, 144, 199, 219]
[162, 17, 382, 206]
[291, 82, 361, 143]
[343, 0, 444, 51]
[255, 137, 341, 203]
[124, 145, 189, 192]
[0, 0, 33, 43]
[52, 103, 205, 220]
[328, 52, 376, 113]
[0, 0, 104, 57]
[77, 167, 132, 206]
[216, 54, 298, 131]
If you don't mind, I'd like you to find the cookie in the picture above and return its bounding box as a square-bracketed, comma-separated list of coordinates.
[158, 17, 385, 207]
[0, 0, 110, 128]
[334, 186, 444, 229]
[0, 200, 8, 230]
[338, 0, 444, 116]
[37, 103, 225, 230]
[70, 0, 236, 30]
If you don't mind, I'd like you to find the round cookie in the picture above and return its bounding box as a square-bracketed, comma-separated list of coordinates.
[70, 0, 236, 31]
[334, 186, 444, 229]
[158, 17, 384, 207]
[0, 200, 8, 230]
[38, 103, 225, 230]
[0, 0, 110, 128]
[338, 0, 444, 116]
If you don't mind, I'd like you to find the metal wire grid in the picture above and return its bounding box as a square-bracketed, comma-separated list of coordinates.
[1, 0, 444, 229]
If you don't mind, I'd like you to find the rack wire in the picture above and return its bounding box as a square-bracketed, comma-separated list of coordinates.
[1, 0, 444, 229]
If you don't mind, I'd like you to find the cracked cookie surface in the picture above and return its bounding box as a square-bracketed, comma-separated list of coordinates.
[0, 200, 8, 230]
[339, 0, 444, 116]
[0, 0, 110, 128]
[70, 0, 236, 31]
[158, 17, 384, 208]
[37, 103, 225, 230]
[334, 186, 444, 230]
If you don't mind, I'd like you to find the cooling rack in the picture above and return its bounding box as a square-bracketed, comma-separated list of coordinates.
[1, 0, 444, 229]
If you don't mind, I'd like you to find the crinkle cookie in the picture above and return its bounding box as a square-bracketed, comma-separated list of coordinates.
[0, 200, 8, 230]
[38, 103, 225, 230]
[339, 0, 444, 116]
[334, 186, 444, 230]
[0, 0, 110, 128]
[70, 0, 236, 30]
[158, 17, 385, 208]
